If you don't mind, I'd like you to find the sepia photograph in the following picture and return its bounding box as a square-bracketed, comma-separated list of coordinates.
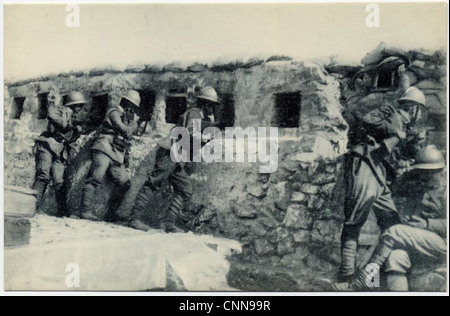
[1, 0, 448, 297]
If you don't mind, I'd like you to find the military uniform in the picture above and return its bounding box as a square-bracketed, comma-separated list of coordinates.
[80, 105, 138, 220]
[381, 176, 446, 291]
[330, 144, 447, 292]
[130, 107, 217, 231]
[350, 177, 446, 291]
[32, 104, 83, 216]
[339, 104, 408, 280]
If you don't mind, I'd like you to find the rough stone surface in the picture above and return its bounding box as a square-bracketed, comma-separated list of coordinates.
[283, 205, 314, 230]
[227, 260, 324, 292]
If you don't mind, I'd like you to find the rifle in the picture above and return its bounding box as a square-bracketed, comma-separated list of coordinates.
[135, 109, 152, 137]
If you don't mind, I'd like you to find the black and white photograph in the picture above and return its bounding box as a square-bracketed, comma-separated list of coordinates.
[1, 0, 448, 297]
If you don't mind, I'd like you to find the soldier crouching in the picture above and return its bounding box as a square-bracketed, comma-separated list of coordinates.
[79, 90, 141, 222]
[333, 145, 446, 291]
[129, 86, 220, 233]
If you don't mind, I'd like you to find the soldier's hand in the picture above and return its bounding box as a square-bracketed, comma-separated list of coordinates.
[402, 215, 428, 229]
[418, 130, 427, 140]
[396, 129, 407, 140]
[398, 64, 406, 73]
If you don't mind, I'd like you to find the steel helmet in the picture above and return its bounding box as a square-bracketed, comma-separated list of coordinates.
[197, 86, 219, 103]
[413, 145, 445, 170]
[122, 90, 141, 108]
[397, 87, 426, 108]
[65, 91, 88, 107]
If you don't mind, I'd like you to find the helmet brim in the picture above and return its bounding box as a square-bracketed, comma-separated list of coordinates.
[413, 162, 446, 170]
[197, 96, 219, 103]
[122, 96, 140, 108]
[65, 101, 87, 107]
[397, 98, 426, 108]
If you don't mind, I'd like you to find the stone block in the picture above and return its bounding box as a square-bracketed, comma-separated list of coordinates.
[277, 237, 295, 256]
[292, 230, 312, 243]
[234, 206, 259, 219]
[307, 195, 325, 210]
[311, 219, 342, 244]
[311, 173, 336, 185]
[299, 183, 321, 195]
[291, 191, 307, 203]
[4, 217, 31, 248]
[246, 184, 267, 199]
[267, 181, 291, 211]
[253, 239, 276, 256]
[283, 205, 314, 230]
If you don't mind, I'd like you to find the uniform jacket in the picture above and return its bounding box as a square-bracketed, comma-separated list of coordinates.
[423, 187, 447, 238]
[35, 105, 76, 158]
[393, 173, 447, 239]
[362, 104, 409, 143]
[158, 107, 216, 150]
[91, 106, 138, 164]
[349, 135, 401, 188]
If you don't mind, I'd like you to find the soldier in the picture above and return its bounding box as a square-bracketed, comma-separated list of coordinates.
[32, 91, 88, 217]
[128, 86, 220, 232]
[338, 86, 428, 282]
[384, 87, 429, 179]
[79, 90, 141, 221]
[334, 145, 446, 291]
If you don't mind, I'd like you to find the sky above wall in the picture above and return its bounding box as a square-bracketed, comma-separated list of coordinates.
[3, 2, 448, 81]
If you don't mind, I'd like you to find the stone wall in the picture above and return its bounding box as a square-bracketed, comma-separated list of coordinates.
[188, 131, 347, 278]
[4, 48, 445, 291]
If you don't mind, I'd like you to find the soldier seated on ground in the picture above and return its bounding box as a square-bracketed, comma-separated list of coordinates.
[333, 145, 446, 291]
[129, 86, 220, 233]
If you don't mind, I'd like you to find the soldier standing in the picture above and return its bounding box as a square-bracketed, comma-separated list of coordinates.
[128, 86, 220, 232]
[32, 91, 88, 217]
[338, 87, 428, 282]
[79, 90, 141, 221]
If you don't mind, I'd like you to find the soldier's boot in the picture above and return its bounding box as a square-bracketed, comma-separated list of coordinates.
[386, 273, 409, 292]
[104, 182, 130, 223]
[338, 240, 358, 282]
[129, 219, 152, 232]
[161, 194, 186, 233]
[128, 185, 153, 231]
[352, 243, 393, 290]
[32, 180, 48, 211]
[54, 183, 68, 218]
[80, 183, 98, 221]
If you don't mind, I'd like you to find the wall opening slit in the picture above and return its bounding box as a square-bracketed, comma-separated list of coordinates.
[273, 92, 302, 128]
[10, 97, 26, 120]
[165, 88, 187, 124]
[90, 94, 109, 125]
[37, 93, 49, 119]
